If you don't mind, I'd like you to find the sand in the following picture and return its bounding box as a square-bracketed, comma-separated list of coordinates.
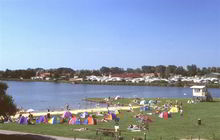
[12, 106, 140, 118]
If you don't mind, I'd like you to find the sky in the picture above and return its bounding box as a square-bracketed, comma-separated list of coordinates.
[0, 0, 220, 70]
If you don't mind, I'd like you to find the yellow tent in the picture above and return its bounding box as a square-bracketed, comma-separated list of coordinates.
[169, 107, 179, 113]
[105, 114, 112, 120]
[115, 110, 119, 115]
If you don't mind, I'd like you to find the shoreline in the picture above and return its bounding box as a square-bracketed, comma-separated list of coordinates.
[13, 106, 140, 118]
[1, 78, 220, 88]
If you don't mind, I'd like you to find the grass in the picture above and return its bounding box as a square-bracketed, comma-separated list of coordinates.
[1, 98, 220, 140]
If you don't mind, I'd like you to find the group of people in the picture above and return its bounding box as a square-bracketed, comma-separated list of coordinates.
[0, 115, 12, 123]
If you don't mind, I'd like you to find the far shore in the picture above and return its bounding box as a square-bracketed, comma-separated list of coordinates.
[1, 78, 220, 88]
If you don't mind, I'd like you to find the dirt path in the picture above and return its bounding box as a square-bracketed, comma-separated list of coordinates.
[0, 129, 90, 140]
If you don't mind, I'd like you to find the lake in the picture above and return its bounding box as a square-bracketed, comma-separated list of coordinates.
[2, 81, 220, 111]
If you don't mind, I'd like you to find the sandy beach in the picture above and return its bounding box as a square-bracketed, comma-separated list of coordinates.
[13, 106, 140, 119]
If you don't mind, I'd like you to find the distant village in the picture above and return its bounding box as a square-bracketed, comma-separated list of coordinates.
[30, 71, 220, 85]
[1, 65, 220, 87]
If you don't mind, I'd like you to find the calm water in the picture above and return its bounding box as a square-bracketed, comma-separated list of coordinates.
[2, 81, 220, 111]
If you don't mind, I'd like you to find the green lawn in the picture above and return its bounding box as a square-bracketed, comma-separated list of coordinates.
[1, 98, 220, 140]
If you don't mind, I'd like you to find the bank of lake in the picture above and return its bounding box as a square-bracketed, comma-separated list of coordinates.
[1, 78, 220, 88]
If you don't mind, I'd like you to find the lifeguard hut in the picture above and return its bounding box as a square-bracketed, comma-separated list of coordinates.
[190, 85, 213, 102]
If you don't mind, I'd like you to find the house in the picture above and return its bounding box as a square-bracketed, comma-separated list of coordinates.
[69, 78, 83, 82]
[190, 85, 213, 101]
[40, 72, 51, 77]
[205, 73, 220, 78]
[111, 73, 142, 78]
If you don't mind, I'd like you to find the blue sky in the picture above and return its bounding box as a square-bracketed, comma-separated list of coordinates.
[0, 0, 219, 70]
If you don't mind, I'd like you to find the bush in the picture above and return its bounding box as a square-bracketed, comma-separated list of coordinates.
[0, 82, 17, 119]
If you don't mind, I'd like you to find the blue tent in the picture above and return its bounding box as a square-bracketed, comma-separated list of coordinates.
[140, 106, 150, 111]
[36, 116, 44, 124]
[80, 112, 89, 118]
[75, 118, 81, 125]
[48, 116, 60, 124]
[18, 116, 28, 125]
[83, 119, 88, 125]
[111, 113, 117, 120]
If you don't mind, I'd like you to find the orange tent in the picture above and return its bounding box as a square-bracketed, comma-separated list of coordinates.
[88, 116, 94, 125]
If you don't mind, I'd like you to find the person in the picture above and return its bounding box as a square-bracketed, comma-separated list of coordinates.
[65, 104, 69, 110]
[27, 113, 34, 125]
[129, 104, 133, 112]
[3, 115, 12, 123]
[44, 115, 48, 124]
[16, 114, 22, 122]
[180, 109, 183, 117]
[47, 109, 51, 119]
[107, 103, 110, 111]
[28, 112, 33, 120]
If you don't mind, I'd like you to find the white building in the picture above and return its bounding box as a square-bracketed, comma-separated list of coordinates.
[190, 85, 213, 101]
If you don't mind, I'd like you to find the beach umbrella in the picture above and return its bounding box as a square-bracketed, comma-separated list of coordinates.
[26, 109, 35, 113]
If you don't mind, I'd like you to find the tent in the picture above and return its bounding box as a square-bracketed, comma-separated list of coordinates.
[148, 100, 156, 105]
[159, 112, 163, 118]
[159, 112, 170, 120]
[111, 113, 117, 120]
[169, 107, 179, 113]
[163, 112, 168, 120]
[62, 111, 72, 119]
[104, 113, 117, 121]
[115, 110, 120, 115]
[140, 100, 147, 105]
[80, 112, 89, 118]
[69, 116, 77, 125]
[36, 116, 44, 124]
[140, 106, 150, 111]
[83, 119, 88, 124]
[48, 116, 60, 124]
[87, 116, 94, 125]
[105, 114, 112, 120]
[75, 118, 81, 125]
[115, 95, 121, 100]
[18, 116, 28, 124]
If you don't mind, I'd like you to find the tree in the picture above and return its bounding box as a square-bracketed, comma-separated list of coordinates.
[175, 66, 186, 76]
[142, 66, 156, 73]
[91, 70, 101, 76]
[187, 64, 198, 76]
[155, 65, 166, 78]
[201, 67, 209, 75]
[100, 66, 111, 75]
[165, 65, 177, 77]
[0, 82, 17, 120]
[110, 67, 124, 74]
[126, 68, 135, 73]
[134, 68, 142, 73]
[78, 70, 92, 79]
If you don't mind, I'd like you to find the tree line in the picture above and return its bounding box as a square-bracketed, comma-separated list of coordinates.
[0, 65, 220, 79]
